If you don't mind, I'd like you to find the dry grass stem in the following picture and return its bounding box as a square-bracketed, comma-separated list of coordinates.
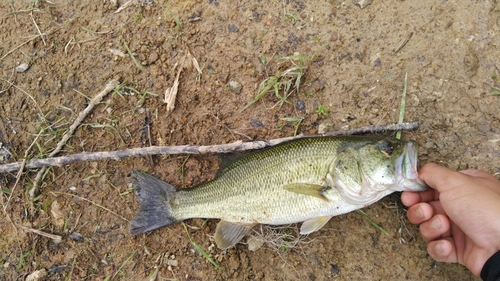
[18, 225, 63, 242]
[0, 26, 62, 61]
[164, 60, 183, 113]
[164, 51, 202, 113]
[3, 129, 43, 213]
[30, 12, 46, 46]
[0, 78, 43, 115]
[115, 0, 137, 13]
[394, 32, 413, 54]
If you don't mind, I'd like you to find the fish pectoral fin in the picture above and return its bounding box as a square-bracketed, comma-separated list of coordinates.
[214, 221, 255, 250]
[283, 183, 329, 201]
[300, 216, 332, 235]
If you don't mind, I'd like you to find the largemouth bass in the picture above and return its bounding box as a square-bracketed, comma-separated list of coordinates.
[130, 136, 427, 249]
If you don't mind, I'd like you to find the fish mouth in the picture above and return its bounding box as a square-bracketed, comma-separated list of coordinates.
[395, 141, 428, 191]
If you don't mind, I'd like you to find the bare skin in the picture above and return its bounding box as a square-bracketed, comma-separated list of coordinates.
[401, 163, 500, 276]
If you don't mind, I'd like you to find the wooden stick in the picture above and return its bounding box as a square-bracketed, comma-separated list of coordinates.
[0, 122, 419, 174]
[28, 79, 120, 200]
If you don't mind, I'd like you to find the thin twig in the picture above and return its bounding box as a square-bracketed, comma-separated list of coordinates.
[18, 225, 62, 241]
[28, 79, 120, 201]
[0, 78, 44, 116]
[3, 130, 43, 212]
[0, 67, 16, 94]
[0, 27, 61, 61]
[394, 32, 413, 54]
[0, 122, 419, 174]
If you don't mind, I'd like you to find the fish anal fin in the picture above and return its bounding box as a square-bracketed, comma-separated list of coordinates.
[214, 221, 255, 250]
[300, 216, 332, 235]
[284, 183, 329, 201]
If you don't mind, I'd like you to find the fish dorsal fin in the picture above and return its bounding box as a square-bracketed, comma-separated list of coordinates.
[219, 152, 252, 171]
[283, 183, 330, 201]
[214, 221, 255, 250]
[300, 216, 332, 235]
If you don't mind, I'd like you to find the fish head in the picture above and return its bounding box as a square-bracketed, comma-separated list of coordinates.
[333, 139, 428, 205]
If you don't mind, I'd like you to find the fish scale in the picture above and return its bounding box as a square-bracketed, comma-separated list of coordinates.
[172, 137, 342, 223]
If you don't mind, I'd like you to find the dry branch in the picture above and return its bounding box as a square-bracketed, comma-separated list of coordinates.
[28, 79, 120, 200]
[0, 122, 418, 174]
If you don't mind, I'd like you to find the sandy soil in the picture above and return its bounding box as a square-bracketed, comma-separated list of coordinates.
[1, 0, 499, 280]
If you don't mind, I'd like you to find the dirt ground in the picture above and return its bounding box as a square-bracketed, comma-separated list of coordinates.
[1, 0, 499, 280]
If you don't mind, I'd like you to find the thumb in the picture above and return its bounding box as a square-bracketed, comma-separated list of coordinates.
[418, 163, 469, 193]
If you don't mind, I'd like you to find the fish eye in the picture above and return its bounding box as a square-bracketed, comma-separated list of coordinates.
[379, 141, 394, 158]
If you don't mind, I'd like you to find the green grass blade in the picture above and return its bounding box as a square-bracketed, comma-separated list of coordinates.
[183, 223, 220, 269]
[396, 73, 408, 140]
[357, 210, 389, 235]
[122, 39, 144, 72]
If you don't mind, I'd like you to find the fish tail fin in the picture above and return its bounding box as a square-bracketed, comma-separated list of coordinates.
[129, 171, 179, 235]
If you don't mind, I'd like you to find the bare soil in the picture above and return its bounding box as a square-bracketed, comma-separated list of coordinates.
[1, 0, 499, 280]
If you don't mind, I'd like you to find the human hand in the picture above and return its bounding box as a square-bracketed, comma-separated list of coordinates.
[401, 163, 500, 276]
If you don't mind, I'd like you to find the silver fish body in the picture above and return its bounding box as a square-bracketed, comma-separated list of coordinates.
[130, 136, 427, 249]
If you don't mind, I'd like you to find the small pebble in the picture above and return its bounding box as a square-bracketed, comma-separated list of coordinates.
[296, 100, 305, 110]
[165, 259, 178, 267]
[228, 81, 243, 94]
[352, 0, 374, 9]
[229, 24, 238, 33]
[25, 269, 47, 281]
[70, 232, 84, 242]
[251, 120, 264, 127]
[247, 236, 264, 251]
[16, 63, 30, 73]
[330, 32, 338, 42]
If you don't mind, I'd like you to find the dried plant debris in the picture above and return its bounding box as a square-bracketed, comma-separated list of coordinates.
[164, 51, 202, 113]
[0, 143, 11, 163]
[116, 0, 153, 13]
[352, 0, 374, 9]
[248, 224, 307, 253]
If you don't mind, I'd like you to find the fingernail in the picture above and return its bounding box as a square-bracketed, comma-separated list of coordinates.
[431, 217, 442, 230]
[415, 207, 424, 219]
[435, 242, 445, 254]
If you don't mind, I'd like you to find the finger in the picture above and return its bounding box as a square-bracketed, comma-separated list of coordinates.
[406, 203, 434, 224]
[427, 238, 457, 263]
[401, 189, 439, 206]
[419, 214, 451, 243]
[418, 163, 469, 193]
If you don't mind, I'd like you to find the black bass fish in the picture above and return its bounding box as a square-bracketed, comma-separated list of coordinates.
[130, 136, 427, 249]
